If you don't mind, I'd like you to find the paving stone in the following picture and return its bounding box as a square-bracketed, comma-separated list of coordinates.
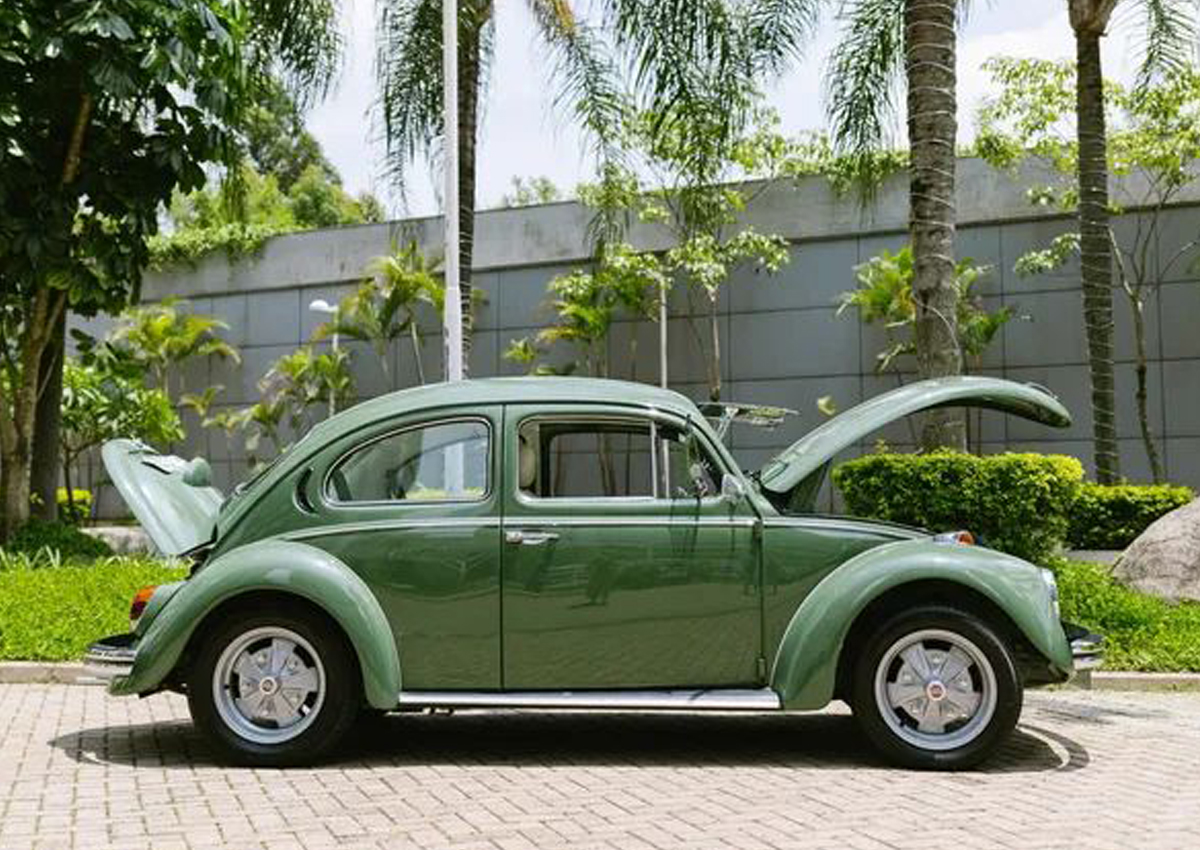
[0, 686, 1199, 849]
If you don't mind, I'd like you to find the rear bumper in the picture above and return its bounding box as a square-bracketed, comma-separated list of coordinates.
[80, 633, 137, 686]
[1064, 621, 1105, 671]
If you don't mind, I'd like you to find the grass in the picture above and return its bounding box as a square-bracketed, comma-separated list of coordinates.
[0, 553, 187, 662]
[1049, 557, 1200, 673]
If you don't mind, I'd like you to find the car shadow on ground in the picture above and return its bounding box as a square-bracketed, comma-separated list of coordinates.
[49, 709, 1089, 773]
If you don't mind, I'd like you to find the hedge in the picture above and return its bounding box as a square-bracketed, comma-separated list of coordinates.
[5, 520, 113, 560]
[1067, 483, 1194, 551]
[832, 451, 1084, 563]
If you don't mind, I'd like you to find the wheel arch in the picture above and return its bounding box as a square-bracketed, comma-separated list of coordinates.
[768, 539, 1071, 710]
[115, 540, 401, 709]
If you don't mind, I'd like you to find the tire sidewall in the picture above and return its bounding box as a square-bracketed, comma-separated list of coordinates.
[851, 605, 1023, 770]
[187, 604, 360, 767]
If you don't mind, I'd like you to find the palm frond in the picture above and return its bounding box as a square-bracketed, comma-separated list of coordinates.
[1133, 0, 1198, 93]
[528, 0, 628, 162]
[246, 0, 344, 103]
[745, 0, 823, 76]
[376, 0, 446, 193]
[823, 0, 906, 160]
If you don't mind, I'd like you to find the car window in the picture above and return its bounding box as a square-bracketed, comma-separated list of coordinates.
[327, 419, 489, 503]
[517, 417, 723, 500]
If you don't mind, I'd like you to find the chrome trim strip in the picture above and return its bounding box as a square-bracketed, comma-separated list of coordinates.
[397, 688, 782, 711]
[502, 517, 759, 528]
[761, 517, 922, 538]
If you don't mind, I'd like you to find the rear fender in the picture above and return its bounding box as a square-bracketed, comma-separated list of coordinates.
[113, 540, 401, 709]
[769, 539, 1070, 709]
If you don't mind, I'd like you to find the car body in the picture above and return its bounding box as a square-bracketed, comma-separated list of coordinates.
[87, 375, 1102, 768]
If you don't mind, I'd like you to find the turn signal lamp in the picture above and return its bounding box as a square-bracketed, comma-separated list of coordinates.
[129, 586, 157, 631]
[932, 530, 975, 546]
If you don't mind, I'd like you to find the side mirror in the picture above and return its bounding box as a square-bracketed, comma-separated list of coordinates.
[720, 472, 745, 504]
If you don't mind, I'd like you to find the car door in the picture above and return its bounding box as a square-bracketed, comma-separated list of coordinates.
[298, 406, 502, 690]
[500, 404, 763, 690]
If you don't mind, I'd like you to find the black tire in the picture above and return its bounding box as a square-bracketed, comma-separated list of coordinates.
[849, 605, 1022, 770]
[186, 602, 362, 767]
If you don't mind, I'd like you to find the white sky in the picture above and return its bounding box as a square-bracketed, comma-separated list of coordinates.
[307, 0, 1147, 217]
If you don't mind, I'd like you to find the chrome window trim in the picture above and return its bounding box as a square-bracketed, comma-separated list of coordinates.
[321, 415, 493, 508]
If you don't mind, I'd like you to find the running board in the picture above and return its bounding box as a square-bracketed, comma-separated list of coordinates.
[397, 688, 781, 711]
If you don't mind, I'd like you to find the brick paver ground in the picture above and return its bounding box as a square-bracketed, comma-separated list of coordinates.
[0, 685, 1197, 850]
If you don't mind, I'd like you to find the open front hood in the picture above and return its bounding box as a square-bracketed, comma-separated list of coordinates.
[756, 377, 1072, 497]
[102, 439, 224, 556]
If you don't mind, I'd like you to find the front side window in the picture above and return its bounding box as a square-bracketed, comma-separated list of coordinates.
[516, 417, 723, 500]
[327, 419, 489, 503]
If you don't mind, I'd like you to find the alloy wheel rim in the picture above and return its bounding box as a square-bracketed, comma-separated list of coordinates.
[873, 628, 998, 752]
[213, 626, 326, 745]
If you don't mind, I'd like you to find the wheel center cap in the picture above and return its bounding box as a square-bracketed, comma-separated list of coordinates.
[260, 676, 278, 695]
[926, 680, 947, 701]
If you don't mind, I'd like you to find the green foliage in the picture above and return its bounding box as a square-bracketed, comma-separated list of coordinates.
[210, 345, 353, 468]
[1067, 483, 1195, 550]
[4, 520, 112, 561]
[499, 176, 566, 207]
[833, 451, 1085, 563]
[56, 488, 91, 525]
[839, 245, 1016, 372]
[1050, 557, 1200, 672]
[61, 358, 183, 466]
[782, 130, 909, 194]
[103, 298, 240, 402]
[319, 242, 447, 386]
[0, 556, 187, 661]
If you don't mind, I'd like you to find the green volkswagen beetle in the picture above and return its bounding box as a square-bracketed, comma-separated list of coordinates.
[86, 375, 1101, 769]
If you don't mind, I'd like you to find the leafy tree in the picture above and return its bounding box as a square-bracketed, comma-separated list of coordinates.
[499, 176, 567, 208]
[0, 0, 250, 539]
[243, 76, 341, 193]
[59, 359, 183, 517]
[822, 0, 967, 450]
[318, 242, 448, 387]
[376, 0, 625, 375]
[977, 57, 1200, 482]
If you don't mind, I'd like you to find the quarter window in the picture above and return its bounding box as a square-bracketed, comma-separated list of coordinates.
[327, 420, 489, 503]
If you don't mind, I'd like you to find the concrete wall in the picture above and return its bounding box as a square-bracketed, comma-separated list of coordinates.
[75, 158, 1200, 511]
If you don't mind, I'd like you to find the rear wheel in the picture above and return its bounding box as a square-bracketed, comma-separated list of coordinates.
[850, 606, 1022, 769]
[186, 604, 360, 767]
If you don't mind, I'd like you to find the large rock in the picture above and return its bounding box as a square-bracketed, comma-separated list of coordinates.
[1115, 498, 1200, 602]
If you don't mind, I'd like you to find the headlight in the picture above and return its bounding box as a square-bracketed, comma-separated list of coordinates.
[1039, 568, 1060, 619]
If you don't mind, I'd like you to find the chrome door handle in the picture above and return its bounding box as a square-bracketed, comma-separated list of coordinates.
[505, 529, 560, 546]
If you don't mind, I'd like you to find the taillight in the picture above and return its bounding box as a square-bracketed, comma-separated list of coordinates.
[130, 586, 157, 631]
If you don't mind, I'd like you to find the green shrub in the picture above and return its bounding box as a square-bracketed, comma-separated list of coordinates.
[1067, 482, 1194, 550]
[4, 520, 113, 561]
[0, 555, 187, 661]
[1049, 557, 1200, 672]
[832, 451, 1084, 563]
[56, 488, 92, 525]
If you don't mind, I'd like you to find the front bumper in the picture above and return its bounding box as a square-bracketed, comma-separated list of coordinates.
[1064, 621, 1105, 671]
[80, 633, 137, 686]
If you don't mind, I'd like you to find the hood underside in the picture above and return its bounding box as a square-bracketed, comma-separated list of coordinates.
[757, 377, 1072, 498]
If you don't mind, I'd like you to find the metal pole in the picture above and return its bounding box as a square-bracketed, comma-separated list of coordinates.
[442, 0, 463, 383]
[659, 287, 668, 388]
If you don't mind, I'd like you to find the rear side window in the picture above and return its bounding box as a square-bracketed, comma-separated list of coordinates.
[326, 419, 489, 503]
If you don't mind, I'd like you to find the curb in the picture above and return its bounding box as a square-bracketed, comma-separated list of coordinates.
[1073, 671, 1200, 693]
[0, 662, 89, 684]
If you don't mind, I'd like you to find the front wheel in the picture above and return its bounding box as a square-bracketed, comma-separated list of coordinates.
[186, 604, 361, 767]
[850, 606, 1022, 769]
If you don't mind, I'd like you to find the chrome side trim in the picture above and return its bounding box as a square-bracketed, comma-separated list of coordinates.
[397, 688, 782, 711]
[281, 517, 501, 541]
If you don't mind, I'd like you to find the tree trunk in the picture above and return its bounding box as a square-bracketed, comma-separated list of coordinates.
[708, 296, 722, 402]
[457, 20, 482, 376]
[905, 0, 964, 450]
[1072, 6, 1121, 483]
[1130, 297, 1163, 482]
[30, 312, 66, 522]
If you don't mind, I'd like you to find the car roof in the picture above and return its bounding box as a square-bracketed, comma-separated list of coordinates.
[310, 376, 703, 441]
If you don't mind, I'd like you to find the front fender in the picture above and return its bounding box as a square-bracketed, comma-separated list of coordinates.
[769, 539, 1071, 709]
[113, 540, 401, 709]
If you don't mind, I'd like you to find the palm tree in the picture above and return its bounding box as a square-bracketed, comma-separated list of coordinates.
[376, 0, 624, 375]
[824, 0, 965, 449]
[1067, 0, 1195, 483]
